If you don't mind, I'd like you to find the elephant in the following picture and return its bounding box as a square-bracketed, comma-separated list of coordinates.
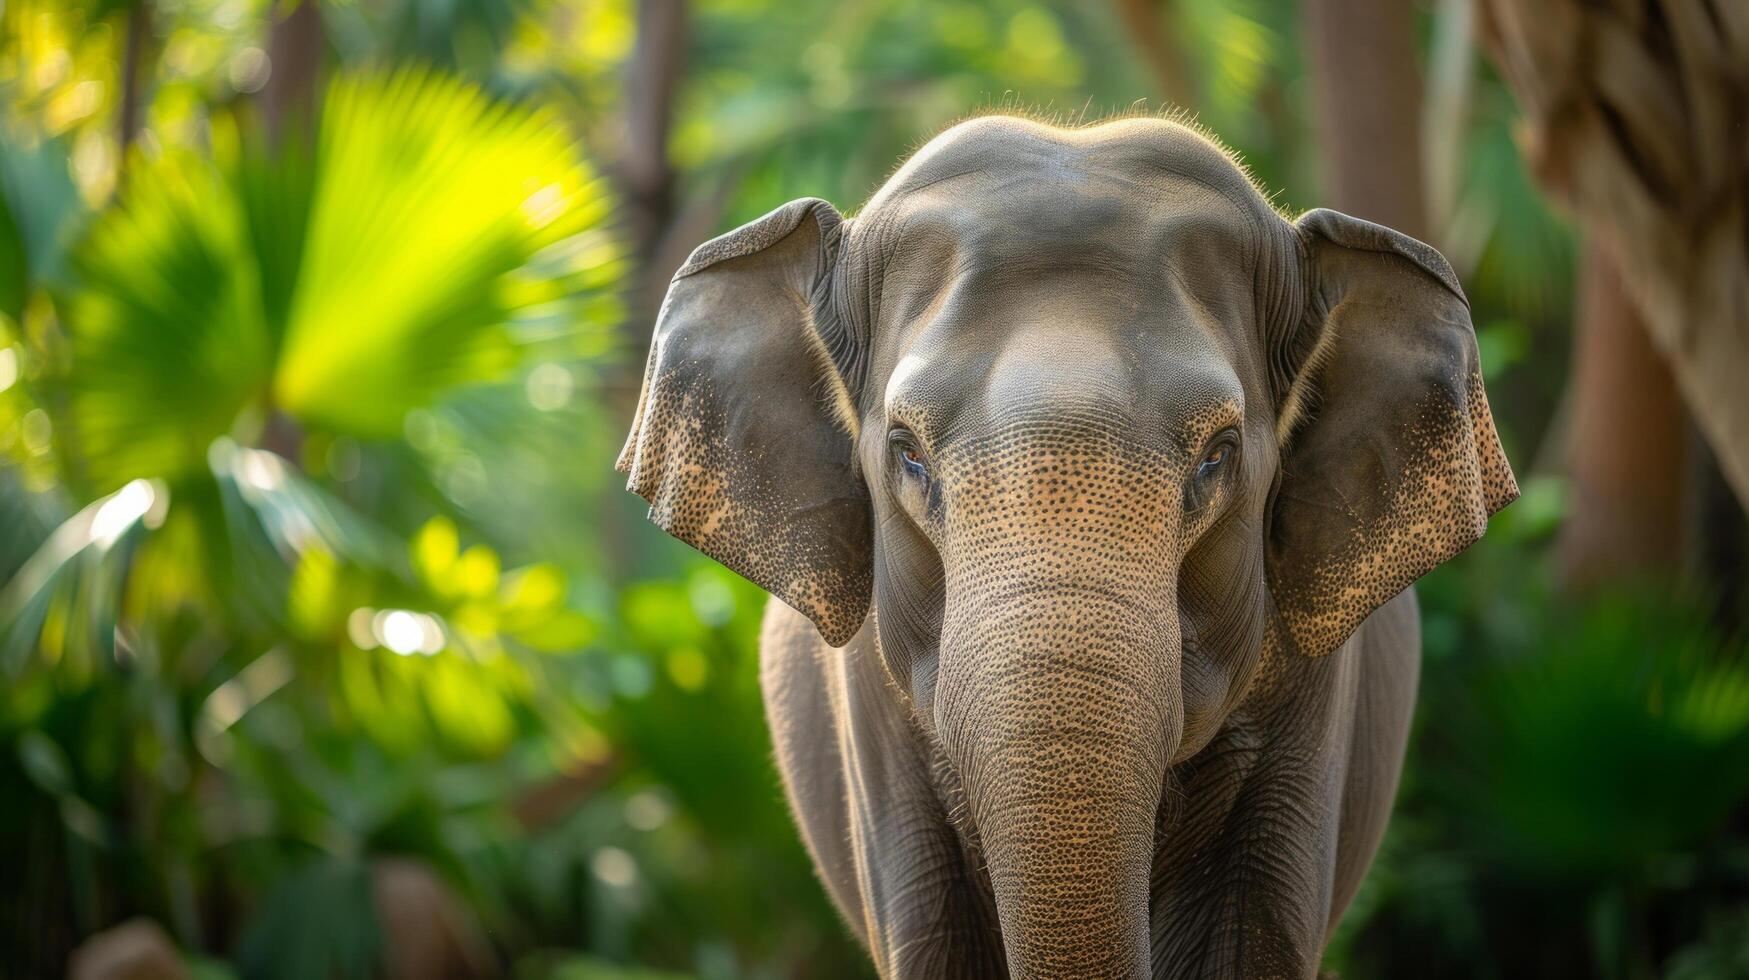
[617, 114, 1518, 979]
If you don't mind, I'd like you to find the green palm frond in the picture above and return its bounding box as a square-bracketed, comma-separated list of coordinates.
[0, 477, 164, 676]
[210, 438, 405, 574]
[0, 465, 67, 581]
[1452, 82, 1578, 323]
[226, 120, 318, 351]
[207, 439, 401, 631]
[1442, 599, 1749, 878]
[62, 152, 274, 493]
[54, 68, 616, 491]
[273, 69, 611, 435]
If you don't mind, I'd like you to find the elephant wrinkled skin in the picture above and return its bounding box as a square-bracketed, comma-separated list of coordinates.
[618, 115, 1517, 979]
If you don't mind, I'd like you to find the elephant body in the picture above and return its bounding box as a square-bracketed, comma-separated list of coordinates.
[763, 591, 1419, 979]
[620, 114, 1516, 978]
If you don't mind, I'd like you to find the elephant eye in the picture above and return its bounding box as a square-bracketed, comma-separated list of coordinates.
[1187, 431, 1238, 510]
[889, 429, 931, 484]
[1197, 443, 1229, 479]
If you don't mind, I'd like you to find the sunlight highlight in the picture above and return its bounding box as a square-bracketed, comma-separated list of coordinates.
[353, 608, 447, 656]
[91, 479, 160, 547]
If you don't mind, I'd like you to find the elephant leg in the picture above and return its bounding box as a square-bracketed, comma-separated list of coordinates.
[1150, 630, 1373, 979]
[761, 601, 1005, 978]
[1327, 589, 1420, 933]
[760, 600, 866, 942]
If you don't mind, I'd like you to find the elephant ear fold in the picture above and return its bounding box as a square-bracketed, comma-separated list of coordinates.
[1266, 209, 1518, 657]
[617, 198, 872, 646]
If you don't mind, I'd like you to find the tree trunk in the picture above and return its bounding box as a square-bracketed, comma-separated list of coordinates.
[261, 0, 324, 146]
[1302, 0, 1430, 240]
[258, 0, 325, 466]
[1687, 429, 1749, 630]
[1478, 0, 1749, 508]
[115, 0, 152, 188]
[1556, 238, 1688, 591]
[619, 0, 688, 336]
[1110, 0, 1194, 111]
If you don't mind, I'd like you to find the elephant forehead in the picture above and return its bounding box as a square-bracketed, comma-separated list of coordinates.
[859, 176, 1265, 435]
[853, 117, 1269, 287]
[869, 165, 1255, 280]
[863, 113, 1269, 219]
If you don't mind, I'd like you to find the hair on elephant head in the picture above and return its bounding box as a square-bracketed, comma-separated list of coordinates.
[619, 114, 1516, 976]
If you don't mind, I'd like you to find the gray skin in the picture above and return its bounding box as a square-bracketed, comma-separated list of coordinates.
[618, 115, 1518, 979]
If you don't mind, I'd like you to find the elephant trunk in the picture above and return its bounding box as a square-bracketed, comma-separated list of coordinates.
[936, 586, 1180, 979]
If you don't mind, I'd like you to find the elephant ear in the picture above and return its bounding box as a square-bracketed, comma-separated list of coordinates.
[617, 198, 872, 646]
[1266, 209, 1518, 657]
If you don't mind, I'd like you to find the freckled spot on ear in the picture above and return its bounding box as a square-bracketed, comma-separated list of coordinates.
[619, 198, 874, 648]
[625, 341, 872, 648]
[1270, 370, 1518, 657]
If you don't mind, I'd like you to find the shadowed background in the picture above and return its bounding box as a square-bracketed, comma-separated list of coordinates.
[1, 1, 1747, 978]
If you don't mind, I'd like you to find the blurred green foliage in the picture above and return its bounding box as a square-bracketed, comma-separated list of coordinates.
[0, 1, 1745, 979]
[1327, 482, 1749, 980]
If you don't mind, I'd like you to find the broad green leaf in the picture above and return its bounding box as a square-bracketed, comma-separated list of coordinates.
[499, 562, 565, 616]
[423, 654, 516, 757]
[510, 609, 596, 652]
[412, 515, 461, 589]
[455, 544, 500, 599]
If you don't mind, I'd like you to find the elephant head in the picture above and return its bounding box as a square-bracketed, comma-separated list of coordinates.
[618, 115, 1516, 977]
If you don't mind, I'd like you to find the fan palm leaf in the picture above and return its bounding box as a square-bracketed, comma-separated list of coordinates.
[273, 70, 608, 434]
[62, 153, 274, 492]
[56, 68, 612, 491]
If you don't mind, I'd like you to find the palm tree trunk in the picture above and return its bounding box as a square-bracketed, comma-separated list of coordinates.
[115, 0, 152, 187]
[1556, 238, 1687, 590]
[261, 0, 323, 145]
[620, 0, 688, 337]
[258, 0, 325, 466]
[1110, 0, 1194, 111]
[1302, 0, 1429, 240]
